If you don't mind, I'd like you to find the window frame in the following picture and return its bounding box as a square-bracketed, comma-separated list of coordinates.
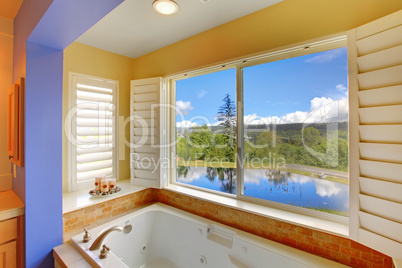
[167, 35, 349, 224]
[67, 72, 119, 192]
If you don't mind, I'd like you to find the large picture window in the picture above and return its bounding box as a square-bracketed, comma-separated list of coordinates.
[171, 40, 349, 218]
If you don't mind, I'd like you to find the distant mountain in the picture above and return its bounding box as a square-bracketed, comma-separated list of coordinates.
[177, 122, 348, 135]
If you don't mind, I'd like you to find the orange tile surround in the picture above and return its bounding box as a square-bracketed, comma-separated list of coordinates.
[63, 189, 155, 234]
[63, 189, 393, 268]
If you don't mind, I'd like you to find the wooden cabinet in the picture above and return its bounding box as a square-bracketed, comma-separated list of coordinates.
[0, 241, 16, 268]
[0, 218, 17, 268]
[7, 78, 24, 167]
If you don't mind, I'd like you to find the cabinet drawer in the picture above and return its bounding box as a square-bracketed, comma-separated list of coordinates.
[0, 218, 17, 244]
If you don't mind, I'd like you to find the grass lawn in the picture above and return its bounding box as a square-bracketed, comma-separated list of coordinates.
[303, 206, 349, 217]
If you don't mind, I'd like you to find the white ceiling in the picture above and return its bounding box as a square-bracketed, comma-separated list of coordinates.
[76, 0, 283, 59]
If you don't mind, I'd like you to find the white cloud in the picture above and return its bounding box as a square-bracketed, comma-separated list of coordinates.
[310, 97, 334, 112]
[198, 90, 207, 98]
[176, 100, 194, 115]
[305, 97, 348, 124]
[244, 111, 309, 125]
[211, 121, 222, 127]
[304, 48, 346, 64]
[176, 120, 199, 128]
[280, 111, 309, 124]
[244, 114, 281, 125]
[336, 84, 348, 96]
[243, 96, 348, 125]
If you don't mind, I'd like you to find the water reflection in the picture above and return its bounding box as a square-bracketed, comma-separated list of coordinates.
[177, 166, 349, 213]
[242, 169, 343, 198]
[206, 167, 236, 194]
[264, 169, 294, 193]
[313, 179, 342, 197]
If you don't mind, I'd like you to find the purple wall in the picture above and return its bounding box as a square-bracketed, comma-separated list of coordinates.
[25, 42, 64, 267]
[12, 0, 53, 203]
[29, 0, 124, 49]
[13, 0, 124, 266]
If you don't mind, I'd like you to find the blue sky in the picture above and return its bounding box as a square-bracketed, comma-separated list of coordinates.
[176, 47, 348, 128]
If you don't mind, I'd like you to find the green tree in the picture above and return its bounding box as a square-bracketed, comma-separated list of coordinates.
[205, 133, 229, 161]
[338, 138, 348, 171]
[255, 131, 280, 159]
[188, 125, 212, 160]
[176, 136, 191, 161]
[302, 127, 321, 148]
[278, 143, 296, 163]
[217, 94, 236, 133]
[216, 94, 236, 162]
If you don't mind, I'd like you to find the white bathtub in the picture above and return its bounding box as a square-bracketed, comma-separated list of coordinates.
[71, 203, 346, 268]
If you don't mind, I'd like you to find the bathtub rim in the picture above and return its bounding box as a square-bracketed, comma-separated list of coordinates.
[70, 202, 347, 268]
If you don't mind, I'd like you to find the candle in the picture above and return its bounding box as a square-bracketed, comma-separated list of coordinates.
[94, 175, 105, 191]
[109, 178, 116, 190]
[101, 179, 109, 192]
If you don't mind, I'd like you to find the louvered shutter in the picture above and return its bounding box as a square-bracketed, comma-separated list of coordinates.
[348, 10, 402, 261]
[130, 77, 167, 188]
[69, 74, 119, 191]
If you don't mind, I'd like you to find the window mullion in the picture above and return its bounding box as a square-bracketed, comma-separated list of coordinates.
[236, 67, 244, 198]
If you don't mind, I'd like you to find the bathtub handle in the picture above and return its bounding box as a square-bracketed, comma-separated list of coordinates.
[99, 244, 110, 259]
[83, 228, 92, 243]
[207, 224, 234, 249]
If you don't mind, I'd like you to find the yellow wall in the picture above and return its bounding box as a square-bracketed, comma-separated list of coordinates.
[63, 42, 134, 192]
[132, 0, 402, 78]
[62, 0, 401, 192]
[0, 17, 14, 191]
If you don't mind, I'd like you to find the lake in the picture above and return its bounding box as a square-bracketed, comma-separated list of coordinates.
[177, 166, 349, 215]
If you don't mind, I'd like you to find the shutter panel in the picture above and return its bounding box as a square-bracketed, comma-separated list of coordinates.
[130, 77, 167, 188]
[348, 10, 402, 261]
[69, 74, 118, 191]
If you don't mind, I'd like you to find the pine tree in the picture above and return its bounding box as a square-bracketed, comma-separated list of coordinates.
[216, 94, 236, 162]
[217, 94, 236, 132]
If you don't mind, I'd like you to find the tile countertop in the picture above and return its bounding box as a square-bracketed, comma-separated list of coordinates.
[0, 190, 24, 221]
[63, 179, 147, 214]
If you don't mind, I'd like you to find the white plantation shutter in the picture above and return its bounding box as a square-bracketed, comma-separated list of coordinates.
[130, 77, 167, 188]
[69, 74, 118, 191]
[348, 10, 402, 261]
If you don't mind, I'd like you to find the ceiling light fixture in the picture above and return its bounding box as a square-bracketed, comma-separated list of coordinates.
[153, 0, 179, 15]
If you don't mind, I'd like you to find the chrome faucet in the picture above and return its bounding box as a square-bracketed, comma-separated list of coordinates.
[89, 224, 132, 251]
[89, 226, 123, 251]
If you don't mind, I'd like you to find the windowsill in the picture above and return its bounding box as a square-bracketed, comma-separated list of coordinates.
[164, 184, 349, 238]
[63, 179, 147, 214]
[63, 180, 349, 237]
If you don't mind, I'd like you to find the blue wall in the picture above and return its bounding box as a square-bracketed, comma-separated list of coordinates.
[25, 42, 64, 267]
[12, 0, 53, 204]
[13, 0, 124, 266]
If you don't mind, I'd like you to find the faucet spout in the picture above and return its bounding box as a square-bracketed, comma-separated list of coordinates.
[89, 226, 123, 251]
